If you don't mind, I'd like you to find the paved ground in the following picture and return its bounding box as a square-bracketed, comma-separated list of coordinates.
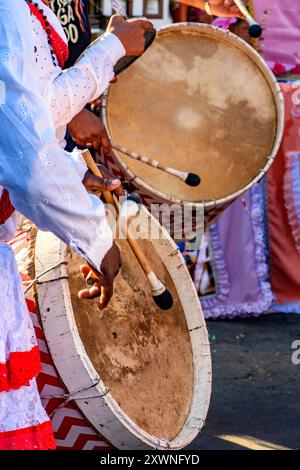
[188, 314, 300, 450]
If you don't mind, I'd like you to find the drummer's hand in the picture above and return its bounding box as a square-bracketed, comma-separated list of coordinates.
[207, 0, 244, 18]
[78, 243, 122, 310]
[82, 165, 124, 198]
[68, 109, 111, 155]
[107, 15, 154, 56]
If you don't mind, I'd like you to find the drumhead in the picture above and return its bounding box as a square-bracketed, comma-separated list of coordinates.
[104, 23, 284, 206]
[68, 238, 193, 440]
[35, 207, 211, 449]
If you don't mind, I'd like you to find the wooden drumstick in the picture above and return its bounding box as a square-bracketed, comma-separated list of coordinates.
[232, 0, 262, 38]
[112, 143, 201, 187]
[82, 149, 173, 311]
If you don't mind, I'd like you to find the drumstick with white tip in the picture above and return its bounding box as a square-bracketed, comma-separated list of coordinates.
[232, 0, 262, 38]
[112, 143, 201, 187]
[82, 149, 174, 311]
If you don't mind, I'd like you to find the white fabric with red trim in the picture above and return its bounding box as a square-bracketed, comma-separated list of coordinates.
[0, 379, 50, 433]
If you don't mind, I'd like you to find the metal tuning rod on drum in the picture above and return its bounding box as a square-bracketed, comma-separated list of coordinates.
[232, 0, 262, 38]
[112, 143, 201, 187]
[81, 149, 173, 311]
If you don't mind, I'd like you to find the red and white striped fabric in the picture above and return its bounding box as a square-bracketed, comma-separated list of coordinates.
[9, 230, 111, 450]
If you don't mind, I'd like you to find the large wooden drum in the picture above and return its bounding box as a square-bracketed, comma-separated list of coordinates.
[34, 207, 211, 449]
[101, 23, 284, 234]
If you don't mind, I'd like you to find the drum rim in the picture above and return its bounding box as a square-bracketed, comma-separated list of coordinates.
[34, 207, 212, 450]
[102, 22, 285, 210]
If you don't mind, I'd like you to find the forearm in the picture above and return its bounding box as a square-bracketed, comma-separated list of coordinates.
[176, 0, 205, 9]
[175, 0, 243, 18]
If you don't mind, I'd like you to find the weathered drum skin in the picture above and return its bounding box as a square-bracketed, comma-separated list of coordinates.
[34, 207, 212, 449]
[101, 22, 284, 232]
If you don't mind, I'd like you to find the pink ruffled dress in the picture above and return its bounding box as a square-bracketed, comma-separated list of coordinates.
[253, 0, 300, 75]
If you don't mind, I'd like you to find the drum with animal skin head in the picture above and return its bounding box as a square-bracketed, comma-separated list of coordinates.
[101, 22, 284, 236]
[33, 206, 211, 450]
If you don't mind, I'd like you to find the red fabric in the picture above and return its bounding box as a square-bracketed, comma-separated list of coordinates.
[268, 83, 300, 303]
[0, 189, 15, 225]
[27, 2, 69, 68]
[0, 420, 56, 450]
[0, 346, 41, 392]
